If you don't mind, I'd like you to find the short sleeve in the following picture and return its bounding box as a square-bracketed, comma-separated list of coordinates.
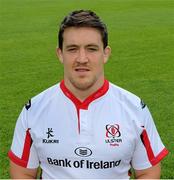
[8, 105, 39, 168]
[131, 105, 169, 170]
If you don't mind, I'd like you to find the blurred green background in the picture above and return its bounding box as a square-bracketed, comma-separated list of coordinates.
[0, 0, 173, 178]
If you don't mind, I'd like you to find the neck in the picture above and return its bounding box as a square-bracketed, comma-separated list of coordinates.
[64, 78, 105, 102]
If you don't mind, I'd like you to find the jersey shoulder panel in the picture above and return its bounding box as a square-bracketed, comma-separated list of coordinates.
[24, 83, 61, 127]
[29, 83, 60, 111]
[109, 82, 143, 110]
[108, 82, 148, 134]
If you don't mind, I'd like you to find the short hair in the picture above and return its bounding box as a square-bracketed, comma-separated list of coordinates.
[58, 10, 108, 50]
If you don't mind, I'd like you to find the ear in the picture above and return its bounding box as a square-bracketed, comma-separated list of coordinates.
[103, 46, 111, 64]
[56, 47, 64, 64]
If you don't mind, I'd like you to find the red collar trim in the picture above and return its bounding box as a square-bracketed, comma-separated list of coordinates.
[60, 80, 109, 110]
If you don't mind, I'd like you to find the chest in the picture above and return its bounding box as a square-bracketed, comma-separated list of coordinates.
[30, 101, 138, 164]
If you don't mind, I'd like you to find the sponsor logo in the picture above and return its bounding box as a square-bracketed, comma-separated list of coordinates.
[74, 147, 92, 157]
[105, 124, 122, 146]
[47, 157, 121, 169]
[42, 128, 59, 144]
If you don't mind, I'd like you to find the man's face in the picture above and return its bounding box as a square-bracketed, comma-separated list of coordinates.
[57, 27, 111, 90]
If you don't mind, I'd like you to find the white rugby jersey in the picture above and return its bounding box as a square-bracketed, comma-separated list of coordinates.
[8, 80, 168, 179]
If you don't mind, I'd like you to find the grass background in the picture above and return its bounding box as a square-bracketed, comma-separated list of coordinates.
[0, 0, 173, 178]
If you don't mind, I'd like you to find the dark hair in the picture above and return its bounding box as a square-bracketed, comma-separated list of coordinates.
[58, 10, 108, 50]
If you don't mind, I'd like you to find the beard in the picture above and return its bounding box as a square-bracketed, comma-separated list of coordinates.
[68, 75, 98, 91]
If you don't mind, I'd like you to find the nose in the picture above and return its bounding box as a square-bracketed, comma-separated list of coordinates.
[76, 48, 89, 63]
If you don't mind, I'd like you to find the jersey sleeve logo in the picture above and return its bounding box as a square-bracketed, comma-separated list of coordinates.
[140, 99, 146, 109]
[25, 99, 31, 110]
[105, 124, 122, 147]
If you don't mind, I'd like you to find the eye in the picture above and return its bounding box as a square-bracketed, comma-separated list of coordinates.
[67, 48, 77, 52]
[87, 47, 98, 52]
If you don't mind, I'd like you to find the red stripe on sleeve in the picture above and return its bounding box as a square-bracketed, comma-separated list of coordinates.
[21, 128, 32, 162]
[141, 129, 155, 165]
[8, 128, 32, 168]
[151, 148, 169, 166]
[8, 150, 27, 167]
[140, 129, 169, 166]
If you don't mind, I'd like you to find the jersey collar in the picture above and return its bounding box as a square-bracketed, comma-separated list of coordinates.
[60, 79, 109, 110]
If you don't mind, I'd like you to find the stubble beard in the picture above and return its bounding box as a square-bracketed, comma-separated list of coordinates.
[68, 75, 98, 91]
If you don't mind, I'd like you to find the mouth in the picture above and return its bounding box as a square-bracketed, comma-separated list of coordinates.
[75, 67, 90, 72]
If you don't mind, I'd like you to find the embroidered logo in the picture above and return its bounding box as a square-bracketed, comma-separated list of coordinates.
[42, 128, 59, 144]
[46, 128, 54, 138]
[74, 147, 92, 157]
[105, 124, 122, 146]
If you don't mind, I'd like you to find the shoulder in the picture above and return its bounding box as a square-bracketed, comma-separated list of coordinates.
[108, 82, 154, 133]
[25, 83, 60, 111]
[108, 82, 146, 110]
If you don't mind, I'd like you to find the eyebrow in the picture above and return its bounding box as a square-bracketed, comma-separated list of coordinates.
[65, 44, 99, 49]
[65, 44, 78, 49]
[86, 44, 99, 48]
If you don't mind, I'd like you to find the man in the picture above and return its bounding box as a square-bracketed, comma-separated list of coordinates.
[8, 10, 168, 179]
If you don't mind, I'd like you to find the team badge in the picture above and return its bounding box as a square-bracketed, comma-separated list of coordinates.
[105, 124, 122, 146]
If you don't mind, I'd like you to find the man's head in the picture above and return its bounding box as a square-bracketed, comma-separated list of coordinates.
[58, 10, 108, 50]
[56, 10, 111, 93]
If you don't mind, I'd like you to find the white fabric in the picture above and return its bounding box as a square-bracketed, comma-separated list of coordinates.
[9, 81, 167, 179]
